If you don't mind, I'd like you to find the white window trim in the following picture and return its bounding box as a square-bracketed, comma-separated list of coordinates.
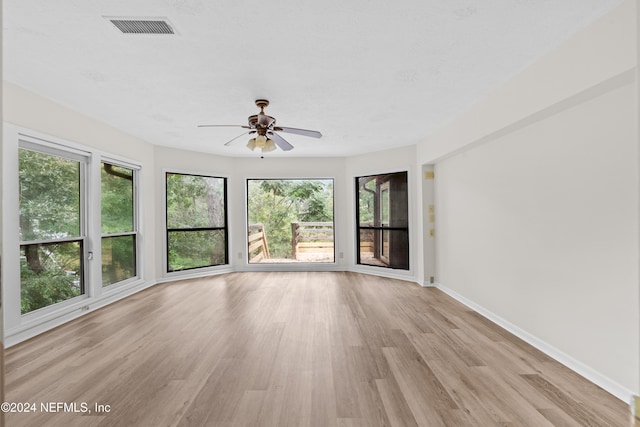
[2, 124, 144, 340]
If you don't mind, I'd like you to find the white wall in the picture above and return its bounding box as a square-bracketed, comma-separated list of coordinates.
[436, 82, 638, 397]
[418, 0, 637, 164]
[418, 0, 639, 400]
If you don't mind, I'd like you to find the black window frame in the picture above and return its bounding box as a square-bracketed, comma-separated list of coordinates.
[355, 171, 410, 270]
[165, 172, 229, 272]
[245, 178, 336, 264]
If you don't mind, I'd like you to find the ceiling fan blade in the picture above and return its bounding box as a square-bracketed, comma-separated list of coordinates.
[274, 126, 322, 138]
[198, 124, 251, 128]
[269, 132, 294, 151]
[224, 131, 254, 146]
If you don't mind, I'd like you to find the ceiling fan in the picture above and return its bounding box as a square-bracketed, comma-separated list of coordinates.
[198, 99, 322, 154]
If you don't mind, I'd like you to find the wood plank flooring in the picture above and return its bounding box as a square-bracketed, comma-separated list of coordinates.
[5, 272, 632, 426]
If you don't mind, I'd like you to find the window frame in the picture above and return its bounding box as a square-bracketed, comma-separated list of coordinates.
[164, 171, 229, 273]
[355, 171, 410, 270]
[18, 141, 90, 315]
[245, 177, 336, 265]
[100, 158, 141, 288]
[3, 125, 145, 341]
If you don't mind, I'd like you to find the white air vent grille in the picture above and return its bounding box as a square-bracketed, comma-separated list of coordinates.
[106, 17, 175, 34]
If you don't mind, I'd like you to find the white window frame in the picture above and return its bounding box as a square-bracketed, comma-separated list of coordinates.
[2, 125, 144, 341]
[99, 158, 141, 289]
[17, 139, 91, 317]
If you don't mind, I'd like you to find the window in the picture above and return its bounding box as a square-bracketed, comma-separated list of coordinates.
[101, 162, 138, 286]
[166, 172, 228, 272]
[356, 171, 409, 270]
[9, 127, 144, 332]
[19, 146, 86, 314]
[247, 179, 334, 263]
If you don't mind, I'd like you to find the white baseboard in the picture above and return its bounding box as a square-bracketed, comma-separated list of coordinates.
[235, 264, 344, 273]
[158, 266, 235, 283]
[348, 265, 421, 286]
[435, 283, 635, 404]
[420, 280, 440, 288]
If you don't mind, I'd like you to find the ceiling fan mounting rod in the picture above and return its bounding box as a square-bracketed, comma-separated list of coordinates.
[255, 99, 269, 114]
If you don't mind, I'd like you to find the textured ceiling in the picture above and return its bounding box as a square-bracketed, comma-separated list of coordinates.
[3, 0, 624, 157]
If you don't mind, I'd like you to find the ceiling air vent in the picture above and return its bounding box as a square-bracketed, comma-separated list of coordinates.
[105, 17, 175, 35]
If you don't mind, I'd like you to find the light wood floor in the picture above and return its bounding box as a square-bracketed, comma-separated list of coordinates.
[5, 272, 632, 426]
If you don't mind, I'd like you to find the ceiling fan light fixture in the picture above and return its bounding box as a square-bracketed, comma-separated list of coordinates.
[263, 139, 277, 152]
[247, 138, 257, 150]
[255, 134, 267, 148]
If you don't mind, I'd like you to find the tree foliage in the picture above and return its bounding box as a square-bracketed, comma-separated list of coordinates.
[19, 149, 82, 313]
[101, 163, 136, 285]
[248, 179, 333, 259]
[19, 149, 80, 241]
[166, 173, 226, 271]
[101, 163, 133, 233]
[20, 243, 82, 314]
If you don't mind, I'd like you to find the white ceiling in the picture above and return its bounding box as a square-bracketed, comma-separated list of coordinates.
[4, 0, 624, 158]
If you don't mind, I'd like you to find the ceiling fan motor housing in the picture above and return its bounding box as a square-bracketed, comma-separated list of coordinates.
[249, 99, 276, 135]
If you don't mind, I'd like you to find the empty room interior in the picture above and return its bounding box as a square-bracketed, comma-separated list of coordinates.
[1, 0, 640, 425]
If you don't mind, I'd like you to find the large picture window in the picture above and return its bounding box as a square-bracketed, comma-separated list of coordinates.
[166, 172, 228, 272]
[19, 146, 86, 314]
[356, 171, 409, 270]
[247, 179, 334, 263]
[101, 162, 138, 286]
